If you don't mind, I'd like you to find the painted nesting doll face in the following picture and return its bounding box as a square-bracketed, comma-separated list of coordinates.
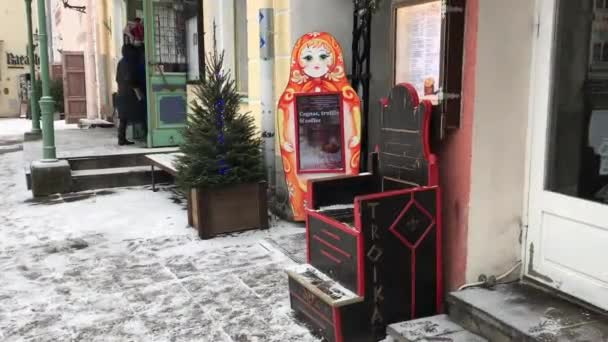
[298, 41, 334, 79]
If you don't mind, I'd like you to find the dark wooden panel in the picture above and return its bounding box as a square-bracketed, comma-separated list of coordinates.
[379, 84, 435, 188]
[309, 174, 378, 209]
[355, 187, 440, 338]
[288, 277, 337, 342]
[308, 214, 360, 294]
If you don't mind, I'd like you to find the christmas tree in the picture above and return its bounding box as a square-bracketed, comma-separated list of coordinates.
[176, 46, 264, 189]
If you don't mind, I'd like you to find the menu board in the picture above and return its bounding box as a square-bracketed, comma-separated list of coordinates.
[394, 1, 442, 102]
[295, 94, 344, 172]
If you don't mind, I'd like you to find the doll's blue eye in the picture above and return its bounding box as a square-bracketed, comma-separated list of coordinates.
[320, 54, 329, 60]
[303, 55, 313, 62]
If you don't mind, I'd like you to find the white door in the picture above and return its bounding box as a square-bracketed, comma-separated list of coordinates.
[527, 0, 608, 311]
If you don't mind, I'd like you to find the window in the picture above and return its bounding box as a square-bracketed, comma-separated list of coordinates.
[151, 1, 202, 80]
[546, 0, 608, 204]
[234, 0, 248, 94]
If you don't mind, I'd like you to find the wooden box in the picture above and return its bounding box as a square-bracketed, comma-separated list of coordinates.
[188, 181, 269, 239]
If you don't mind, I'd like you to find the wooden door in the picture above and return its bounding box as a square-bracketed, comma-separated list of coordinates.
[62, 51, 87, 124]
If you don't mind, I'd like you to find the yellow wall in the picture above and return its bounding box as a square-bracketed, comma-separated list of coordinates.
[195, 0, 292, 155]
[245, 0, 292, 132]
[95, 0, 116, 117]
[0, 1, 38, 117]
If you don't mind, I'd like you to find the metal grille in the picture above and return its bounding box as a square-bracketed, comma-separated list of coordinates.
[154, 5, 186, 66]
[352, 0, 374, 171]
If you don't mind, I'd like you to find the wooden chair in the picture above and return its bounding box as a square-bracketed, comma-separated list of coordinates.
[287, 83, 443, 342]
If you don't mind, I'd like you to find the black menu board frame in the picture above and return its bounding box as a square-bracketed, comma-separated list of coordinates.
[294, 92, 346, 174]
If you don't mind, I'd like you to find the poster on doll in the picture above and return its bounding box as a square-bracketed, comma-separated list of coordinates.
[295, 93, 345, 173]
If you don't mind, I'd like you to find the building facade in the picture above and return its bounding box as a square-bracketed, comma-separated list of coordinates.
[43, 0, 608, 312]
[49, 0, 120, 122]
[201, 0, 608, 312]
[0, 1, 39, 118]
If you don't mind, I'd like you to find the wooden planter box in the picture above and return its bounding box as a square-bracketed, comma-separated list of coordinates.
[187, 181, 269, 239]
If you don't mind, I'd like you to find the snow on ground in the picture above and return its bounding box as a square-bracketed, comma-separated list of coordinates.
[0, 118, 74, 139]
[0, 127, 320, 341]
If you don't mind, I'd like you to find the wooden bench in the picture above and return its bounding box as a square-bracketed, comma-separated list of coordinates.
[144, 152, 182, 192]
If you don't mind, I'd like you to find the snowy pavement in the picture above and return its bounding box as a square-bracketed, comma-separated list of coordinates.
[0, 119, 319, 342]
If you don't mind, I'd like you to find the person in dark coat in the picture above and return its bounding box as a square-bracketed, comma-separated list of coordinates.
[116, 44, 144, 145]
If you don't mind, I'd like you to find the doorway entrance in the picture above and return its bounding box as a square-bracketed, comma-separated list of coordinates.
[527, 0, 608, 311]
[123, 0, 200, 147]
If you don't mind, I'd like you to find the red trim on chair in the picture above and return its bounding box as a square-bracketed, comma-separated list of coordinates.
[307, 179, 315, 209]
[356, 186, 425, 202]
[313, 235, 352, 258]
[291, 291, 334, 325]
[436, 188, 444, 313]
[333, 307, 343, 342]
[307, 210, 359, 237]
[296, 304, 329, 331]
[306, 213, 311, 264]
[419, 98, 440, 187]
[354, 201, 365, 297]
[399, 83, 420, 107]
[321, 229, 342, 241]
[411, 249, 416, 319]
[321, 250, 343, 264]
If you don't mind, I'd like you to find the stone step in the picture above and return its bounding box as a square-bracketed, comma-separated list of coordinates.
[67, 152, 158, 170]
[387, 314, 487, 342]
[71, 165, 172, 192]
[447, 283, 608, 342]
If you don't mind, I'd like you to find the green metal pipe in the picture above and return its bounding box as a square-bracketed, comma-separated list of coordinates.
[36, 0, 56, 160]
[25, 0, 41, 134]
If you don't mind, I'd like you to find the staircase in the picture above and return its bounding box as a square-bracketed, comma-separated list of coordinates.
[26, 151, 174, 192]
[387, 282, 608, 342]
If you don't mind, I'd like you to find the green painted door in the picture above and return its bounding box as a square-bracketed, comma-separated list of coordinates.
[143, 0, 188, 147]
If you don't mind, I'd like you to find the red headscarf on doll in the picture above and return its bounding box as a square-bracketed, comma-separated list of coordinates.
[277, 32, 362, 221]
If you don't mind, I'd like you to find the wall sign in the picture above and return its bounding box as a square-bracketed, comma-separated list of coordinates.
[295, 93, 345, 173]
[6, 53, 40, 68]
[278, 32, 362, 221]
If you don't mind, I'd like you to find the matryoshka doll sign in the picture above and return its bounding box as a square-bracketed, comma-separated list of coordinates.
[278, 32, 362, 221]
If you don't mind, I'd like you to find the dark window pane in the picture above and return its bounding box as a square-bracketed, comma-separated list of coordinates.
[546, 0, 608, 204]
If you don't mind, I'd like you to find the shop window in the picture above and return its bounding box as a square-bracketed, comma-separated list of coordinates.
[391, 0, 466, 130]
[234, 0, 248, 94]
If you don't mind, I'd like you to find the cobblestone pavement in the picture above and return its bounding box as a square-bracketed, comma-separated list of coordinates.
[0, 134, 318, 341]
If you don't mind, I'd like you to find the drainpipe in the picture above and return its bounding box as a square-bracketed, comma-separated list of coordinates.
[25, 0, 41, 135]
[36, 0, 57, 160]
[259, 8, 276, 188]
[86, 0, 100, 119]
[46, 0, 54, 63]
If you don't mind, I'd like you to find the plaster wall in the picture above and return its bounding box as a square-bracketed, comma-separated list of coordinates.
[0, 1, 38, 118]
[466, 0, 535, 282]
